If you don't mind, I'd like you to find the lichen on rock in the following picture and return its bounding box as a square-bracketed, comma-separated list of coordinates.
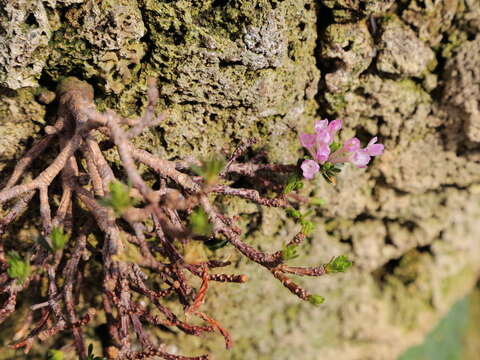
[139, 0, 319, 162]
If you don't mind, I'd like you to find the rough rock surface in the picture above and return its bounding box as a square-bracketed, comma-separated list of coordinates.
[442, 35, 480, 143]
[0, 0, 85, 89]
[376, 16, 436, 77]
[0, 0, 479, 359]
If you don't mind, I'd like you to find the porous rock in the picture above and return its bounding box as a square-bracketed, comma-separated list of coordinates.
[376, 15, 435, 77]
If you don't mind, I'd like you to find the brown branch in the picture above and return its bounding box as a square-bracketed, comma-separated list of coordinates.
[210, 184, 287, 207]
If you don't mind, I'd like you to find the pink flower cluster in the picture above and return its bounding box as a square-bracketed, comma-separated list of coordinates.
[299, 119, 384, 179]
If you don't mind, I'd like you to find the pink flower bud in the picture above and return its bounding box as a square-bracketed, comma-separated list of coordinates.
[301, 159, 320, 179]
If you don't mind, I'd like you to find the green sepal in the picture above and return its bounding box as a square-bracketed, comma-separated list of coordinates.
[329, 141, 342, 152]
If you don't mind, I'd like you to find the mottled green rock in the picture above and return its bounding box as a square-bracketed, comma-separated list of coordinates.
[0, 88, 45, 171]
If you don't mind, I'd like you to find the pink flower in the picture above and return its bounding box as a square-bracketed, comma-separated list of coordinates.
[343, 137, 361, 152]
[330, 136, 382, 169]
[315, 143, 331, 164]
[300, 133, 316, 149]
[301, 159, 320, 179]
[299, 119, 383, 179]
[365, 137, 384, 156]
[316, 128, 332, 145]
[327, 119, 342, 136]
[314, 119, 328, 132]
[350, 150, 371, 168]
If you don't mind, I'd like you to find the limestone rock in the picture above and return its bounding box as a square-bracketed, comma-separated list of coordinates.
[376, 16, 435, 77]
[321, 21, 375, 93]
[442, 35, 480, 143]
[46, 0, 146, 94]
[0, 88, 44, 171]
[321, 0, 395, 21]
[0, 0, 53, 89]
[401, 0, 459, 47]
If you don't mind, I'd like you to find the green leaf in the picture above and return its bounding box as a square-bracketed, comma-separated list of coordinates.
[325, 255, 353, 273]
[307, 294, 325, 305]
[7, 251, 30, 284]
[285, 208, 302, 219]
[283, 174, 303, 194]
[281, 244, 299, 261]
[87, 344, 107, 360]
[321, 171, 337, 185]
[204, 237, 229, 251]
[87, 344, 94, 358]
[286, 208, 316, 235]
[302, 209, 314, 218]
[191, 156, 225, 184]
[47, 350, 64, 360]
[51, 226, 69, 251]
[98, 181, 136, 216]
[188, 208, 213, 237]
[309, 198, 325, 207]
[300, 219, 315, 235]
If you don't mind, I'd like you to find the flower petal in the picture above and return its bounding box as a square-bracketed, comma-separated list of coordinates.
[327, 119, 342, 135]
[367, 143, 384, 156]
[366, 137, 384, 156]
[343, 137, 361, 152]
[367, 136, 378, 147]
[350, 150, 371, 168]
[299, 133, 316, 149]
[316, 128, 332, 145]
[315, 143, 331, 164]
[301, 159, 320, 179]
[314, 119, 328, 133]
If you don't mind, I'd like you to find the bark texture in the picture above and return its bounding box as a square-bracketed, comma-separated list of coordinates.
[1, 0, 479, 359]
